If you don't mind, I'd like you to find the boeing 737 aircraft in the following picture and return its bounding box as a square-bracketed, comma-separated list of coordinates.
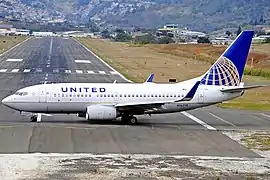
[1, 30, 263, 124]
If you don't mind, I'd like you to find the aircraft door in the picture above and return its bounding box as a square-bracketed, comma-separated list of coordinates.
[198, 89, 204, 103]
[39, 87, 47, 102]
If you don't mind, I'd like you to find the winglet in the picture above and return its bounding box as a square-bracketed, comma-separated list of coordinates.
[113, 80, 117, 84]
[175, 81, 200, 102]
[145, 73, 154, 83]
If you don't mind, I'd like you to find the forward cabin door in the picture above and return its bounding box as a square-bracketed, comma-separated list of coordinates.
[39, 87, 47, 102]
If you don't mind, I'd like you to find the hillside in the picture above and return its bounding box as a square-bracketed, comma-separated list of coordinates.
[1, 0, 270, 31]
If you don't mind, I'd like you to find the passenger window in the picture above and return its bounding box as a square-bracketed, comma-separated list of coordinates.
[62, 94, 64, 97]
[54, 94, 56, 97]
[108, 94, 110, 97]
[104, 94, 107, 97]
[81, 94, 84, 97]
[111, 94, 114, 97]
[89, 94, 91, 97]
[100, 94, 103, 97]
[163, 94, 165, 97]
[69, 94, 72, 97]
[77, 94, 80, 97]
[159, 95, 161, 97]
[128, 94, 130, 97]
[124, 94, 126, 97]
[73, 94, 76, 97]
[119, 94, 122, 97]
[155, 95, 157, 97]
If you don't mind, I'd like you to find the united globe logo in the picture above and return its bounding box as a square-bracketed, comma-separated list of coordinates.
[200, 56, 240, 86]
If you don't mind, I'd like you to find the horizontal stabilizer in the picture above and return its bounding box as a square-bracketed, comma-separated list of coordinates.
[175, 81, 200, 102]
[220, 85, 266, 93]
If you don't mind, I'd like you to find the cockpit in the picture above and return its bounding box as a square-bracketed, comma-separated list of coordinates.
[14, 92, 28, 96]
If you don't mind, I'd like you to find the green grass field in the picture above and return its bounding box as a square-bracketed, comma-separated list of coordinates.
[0, 36, 28, 54]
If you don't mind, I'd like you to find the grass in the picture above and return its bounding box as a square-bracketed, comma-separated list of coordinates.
[241, 133, 270, 151]
[76, 37, 270, 111]
[0, 36, 28, 54]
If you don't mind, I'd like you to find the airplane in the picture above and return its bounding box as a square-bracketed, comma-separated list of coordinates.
[1, 30, 264, 124]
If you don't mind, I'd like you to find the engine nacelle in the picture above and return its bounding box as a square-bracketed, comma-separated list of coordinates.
[86, 105, 118, 120]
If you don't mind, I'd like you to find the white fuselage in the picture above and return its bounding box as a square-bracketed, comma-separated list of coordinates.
[2, 81, 242, 115]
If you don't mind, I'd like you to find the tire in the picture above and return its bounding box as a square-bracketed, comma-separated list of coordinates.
[129, 116, 138, 125]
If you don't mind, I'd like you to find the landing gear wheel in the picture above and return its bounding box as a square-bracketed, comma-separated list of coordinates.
[129, 116, 138, 125]
[30, 116, 37, 122]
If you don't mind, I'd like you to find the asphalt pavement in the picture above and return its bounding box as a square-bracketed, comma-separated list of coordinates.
[0, 36, 268, 158]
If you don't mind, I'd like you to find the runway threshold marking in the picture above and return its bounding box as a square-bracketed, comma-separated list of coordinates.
[75, 60, 91, 63]
[181, 111, 216, 130]
[11, 69, 19, 73]
[23, 69, 31, 73]
[87, 70, 95, 74]
[110, 71, 119, 75]
[0, 69, 7, 72]
[99, 71, 106, 74]
[6, 59, 23, 62]
[208, 112, 237, 127]
[76, 70, 83, 74]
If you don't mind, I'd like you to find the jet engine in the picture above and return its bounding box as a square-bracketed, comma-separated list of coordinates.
[85, 105, 119, 120]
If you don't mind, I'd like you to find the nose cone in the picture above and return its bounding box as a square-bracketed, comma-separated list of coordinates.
[2, 96, 12, 107]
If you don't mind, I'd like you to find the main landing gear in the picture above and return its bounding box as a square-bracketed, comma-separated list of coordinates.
[121, 113, 138, 125]
[30, 114, 42, 123]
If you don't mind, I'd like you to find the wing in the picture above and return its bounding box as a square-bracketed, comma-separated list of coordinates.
[220, 85, 266, 93]
[115, 81, 200, 112]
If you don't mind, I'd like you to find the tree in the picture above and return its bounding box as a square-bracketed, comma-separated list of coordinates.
[101, 30, 111, 39]
[265, 38, 270, 43]
[158, 36, 174, 44]
[114, 32, 132, 42]
[236, 26, 242, 36]
[133, 33, 156, 44]
[197, 37, 210, 44]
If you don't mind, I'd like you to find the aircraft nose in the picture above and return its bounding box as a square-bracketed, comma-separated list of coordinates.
[2, 96, 12, 105]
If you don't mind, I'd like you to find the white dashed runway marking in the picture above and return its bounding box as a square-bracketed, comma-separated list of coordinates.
[11, 69, 19, 73]
[23, 69, 31, 73]
[110, 71, 119, 75]
[6, 59, 23, 62]
[0, 69, 123, 75]
[0, 69, 7, 72]
[75, 60, 91, 63]
[76, 70, 83, 74]
[99, 71, 106, 74]
[87, 70, 95, 74]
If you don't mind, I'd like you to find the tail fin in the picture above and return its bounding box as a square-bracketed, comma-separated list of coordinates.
[200, 30, 254, 86]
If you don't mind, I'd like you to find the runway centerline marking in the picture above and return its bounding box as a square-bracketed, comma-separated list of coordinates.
[208, 112, 237, 127]
[75, 60, 91, 63]
[6, 59, 23, 62]
[0, 69, 7, 72]
[181, 111, 216, 130]
[11, 69, 19, 73]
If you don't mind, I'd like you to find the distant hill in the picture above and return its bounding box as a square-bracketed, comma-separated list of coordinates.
[1, 0, 270, 32]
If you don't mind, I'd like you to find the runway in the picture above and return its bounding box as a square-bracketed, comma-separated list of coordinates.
[0, 36, 269, 179]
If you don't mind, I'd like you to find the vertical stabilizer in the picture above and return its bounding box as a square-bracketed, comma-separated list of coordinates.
[200, 30, 254, 86]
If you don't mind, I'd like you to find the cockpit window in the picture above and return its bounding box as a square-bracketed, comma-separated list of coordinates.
[15, 92, 28, 96]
